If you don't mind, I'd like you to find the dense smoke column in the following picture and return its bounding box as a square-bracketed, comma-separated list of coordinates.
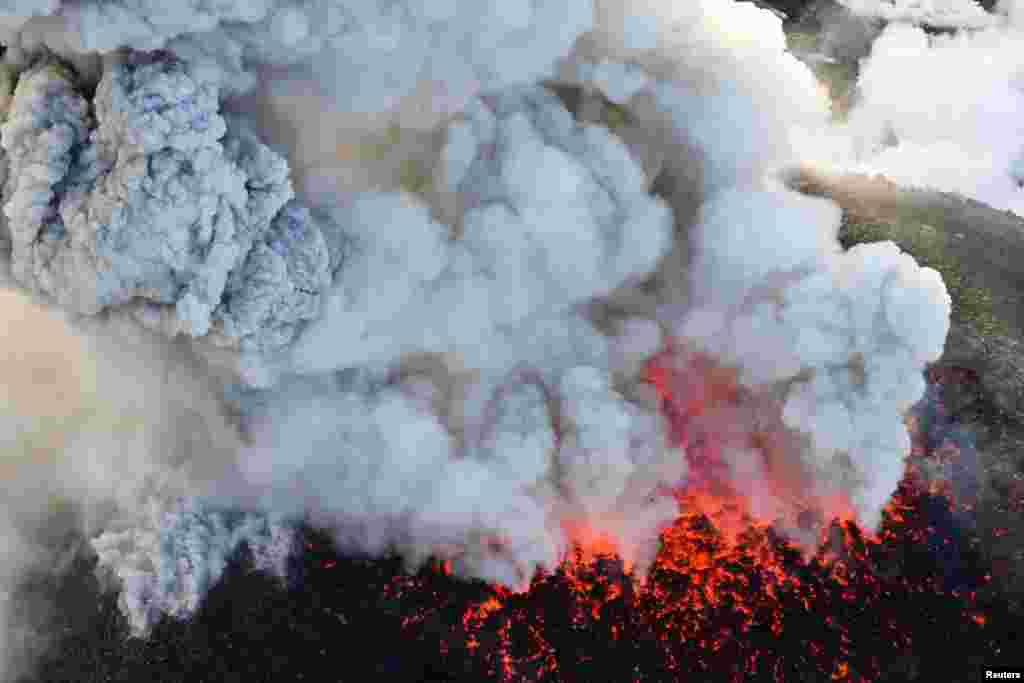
[0, 0, 679, 644]
[0, 1, 981, 678]
[0, 49, 331, 350]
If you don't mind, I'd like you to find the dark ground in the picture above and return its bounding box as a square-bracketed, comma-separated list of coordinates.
[11, 324, 1024, 682]
[9, 480, 1023, 683]
[796, 169, 1024, 608]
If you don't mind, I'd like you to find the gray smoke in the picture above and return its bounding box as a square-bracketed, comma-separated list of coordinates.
[0, 1, 962, 678]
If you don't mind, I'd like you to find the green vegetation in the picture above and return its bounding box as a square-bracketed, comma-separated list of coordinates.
[0, 62, 18, 122]
[784, 30, 857, 121]
[380, 122, 403, 147]
[785, 30, 819, 54]
[345, 124, 435, 196]
[42, 61, 77, 85]
[397, 158, 433, 197]
[839, 212, 1010, 338]
[815, 61, 856, 120]
[348, 123, 405, 163]
[600, 100, 630, 132]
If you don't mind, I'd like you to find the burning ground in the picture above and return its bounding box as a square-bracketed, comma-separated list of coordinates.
[13, 342, 1024, 683]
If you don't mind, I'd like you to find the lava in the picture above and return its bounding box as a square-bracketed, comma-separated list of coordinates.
[361, 344, 1009, 681]
[642, 341, 861, 548]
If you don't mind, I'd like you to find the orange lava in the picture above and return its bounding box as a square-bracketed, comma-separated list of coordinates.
[378, 343, 1000, 682]
[559, 519, 632, 571]
[643, 341, 861, 549]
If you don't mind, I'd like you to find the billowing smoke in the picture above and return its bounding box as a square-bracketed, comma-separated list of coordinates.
[0, 0, 961, 677]
[0, 286, 242, 679]
[831, 0, 1024, 215]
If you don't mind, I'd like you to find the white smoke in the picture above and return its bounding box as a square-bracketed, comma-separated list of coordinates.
[288, 86, 672, 377]
[0, 0, 960, 674]
[680, 190, 949, 528]
[840, 0, 999, 29]
[570, 0, 949, 529]
[832, 0, 1024, 215]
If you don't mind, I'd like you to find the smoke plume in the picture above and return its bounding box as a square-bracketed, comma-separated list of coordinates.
[0, 1, 970, 677]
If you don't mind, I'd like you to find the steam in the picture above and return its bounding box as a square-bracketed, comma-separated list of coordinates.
[832, 0, 1024, 215]
[840, 0, 1000, 28]
[0, 0, 968, 676]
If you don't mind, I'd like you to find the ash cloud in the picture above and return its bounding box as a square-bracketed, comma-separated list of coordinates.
[0, 0, 961, 674]
[0, 51, 329, 351]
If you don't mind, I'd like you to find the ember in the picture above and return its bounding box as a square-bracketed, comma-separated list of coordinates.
[22, 339, 1020, 683]
[349, 346, 1014, 682]
[367, 487, 1005, 681]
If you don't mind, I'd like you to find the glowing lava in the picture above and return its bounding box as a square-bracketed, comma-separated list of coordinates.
[643, 340, 860, 551]
[370, 343, 1005, 682]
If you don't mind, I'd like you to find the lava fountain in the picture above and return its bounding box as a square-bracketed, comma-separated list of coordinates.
[367, 339, 1005, 683]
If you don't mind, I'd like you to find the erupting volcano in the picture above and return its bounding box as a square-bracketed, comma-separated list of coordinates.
[642, 340, 860, 543]
[365, 348, 1012, 683]
[0, 1, 1022, 682]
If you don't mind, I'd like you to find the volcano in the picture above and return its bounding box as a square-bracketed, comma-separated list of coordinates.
[2, 1, 1024, 682]
[15, 344, 1024, 683]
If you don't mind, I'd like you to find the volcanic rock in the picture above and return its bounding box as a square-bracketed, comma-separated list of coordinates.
[793, 168, 1024, 601]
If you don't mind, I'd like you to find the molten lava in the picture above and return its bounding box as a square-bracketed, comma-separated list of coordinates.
[641, 341, 861, 548]
[366, 342, 1009, 682]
